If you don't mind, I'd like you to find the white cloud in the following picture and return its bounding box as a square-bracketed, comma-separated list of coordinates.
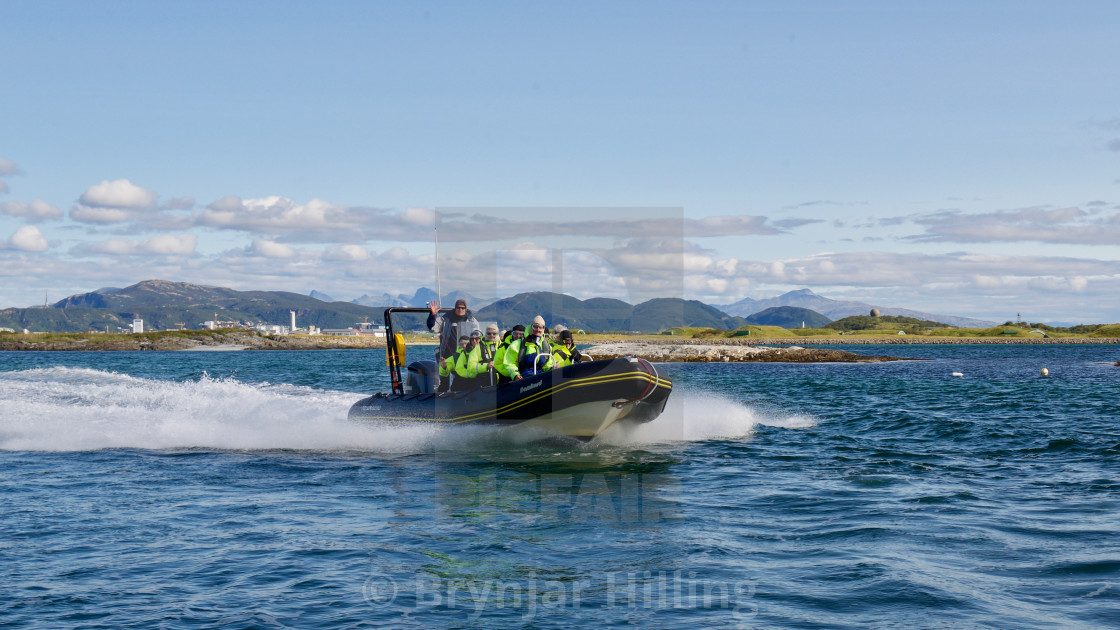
[250, 238, 296, 259]
[161, 197, 196, 210]
[428, 241, 1118, 313]
[86, 234, 197, 256]
[87, 240, 134, 255]
[971, 275, 1002, 289]
[197, 196, 374, 236]
[5, 232, 1119, 322]
[324, 244, 369, 261]
[731, 251, 1120, 290]
[911, 206, 1120, 245]
[434, 212, 782, 242]
[141, 234, 197, 255]
[5, 182, 1120, 321]
[379, 246, 410, 262]
[0, 181, 8, 195]
[0, 158, 21, 177]
[401, 207, 437, 226]
[79, 179, 158, 209]
[6, 226, 49, 252]
[684, 215, 779, 236]
[185, 201, 791, 244]
[70, 205, 135, 223]
[1027, 276, 1090, 292]
[1, 199, 63, 221]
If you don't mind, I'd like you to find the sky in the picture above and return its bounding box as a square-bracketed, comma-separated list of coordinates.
[2, 0, 1119, 324]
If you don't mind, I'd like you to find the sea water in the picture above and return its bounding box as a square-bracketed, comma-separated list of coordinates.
[1, 345, 1118, 628]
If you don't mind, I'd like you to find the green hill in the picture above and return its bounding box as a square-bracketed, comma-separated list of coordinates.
[631, 298, 747, 332]
[475, 292, 633, 331]
[1, 279, 386, 333]
[474, 292, 746, 332]
[826, 314, 951, 332]
[745, 306, 831, 329]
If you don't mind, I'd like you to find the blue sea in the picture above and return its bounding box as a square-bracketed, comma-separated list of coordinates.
[2, 344, 1118, 628]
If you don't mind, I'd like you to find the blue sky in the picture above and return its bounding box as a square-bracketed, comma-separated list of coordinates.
[3, 1, 1119, 323]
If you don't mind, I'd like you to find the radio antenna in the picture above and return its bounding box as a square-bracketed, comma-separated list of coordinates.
[434, 216, 442, 305]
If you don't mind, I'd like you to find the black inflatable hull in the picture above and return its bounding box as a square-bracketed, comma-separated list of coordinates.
[348, 357, 672, 439]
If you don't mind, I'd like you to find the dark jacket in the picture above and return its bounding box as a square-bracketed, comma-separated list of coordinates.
[427, 309, 478, 359]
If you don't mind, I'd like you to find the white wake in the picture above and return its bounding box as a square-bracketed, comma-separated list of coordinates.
[0, 368, 816, 453]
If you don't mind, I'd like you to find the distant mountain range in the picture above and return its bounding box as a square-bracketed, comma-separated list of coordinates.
[339, 287, 497, 310]
[717, 289, 996, 328]
[0, 280, 996, 333]
[474, 293, 747, 332]
[1, 280, 385, 333]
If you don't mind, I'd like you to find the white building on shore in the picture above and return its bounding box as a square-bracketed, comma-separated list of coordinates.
[355, 322, 387, 337]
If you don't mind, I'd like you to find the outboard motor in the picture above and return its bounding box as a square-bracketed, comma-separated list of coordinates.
[404, 360, 438, 394]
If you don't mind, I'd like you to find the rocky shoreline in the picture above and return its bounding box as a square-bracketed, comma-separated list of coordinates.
[735, 337, 1120, 345]
[584, 342, 904, 363]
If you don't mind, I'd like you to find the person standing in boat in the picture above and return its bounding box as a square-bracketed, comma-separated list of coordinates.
[552, 329, 584, 367]
[502, 316, 555, 380]
[493, 324, 525, 385]
[428, 298, 477, 389]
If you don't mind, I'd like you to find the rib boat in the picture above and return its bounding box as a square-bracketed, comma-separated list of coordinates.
[348, 308, 673, 440]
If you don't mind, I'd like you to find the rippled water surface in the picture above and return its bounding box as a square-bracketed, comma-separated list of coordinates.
[2, 346, 1118, 628]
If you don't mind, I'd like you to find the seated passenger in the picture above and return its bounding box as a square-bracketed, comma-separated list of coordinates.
[439, 335, 469, 392]
[454, 329, 488, 390]
[469, 324, 501, 387]
[493, 324, 524, 385]
[502, 316, 555, 380]
[552, 329, 584, 367]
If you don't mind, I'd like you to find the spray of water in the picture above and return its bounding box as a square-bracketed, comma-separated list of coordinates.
[0, 368, 815, 453]
[596, 389, 816, 445]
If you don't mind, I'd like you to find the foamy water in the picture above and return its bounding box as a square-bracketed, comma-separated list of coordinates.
[598, 390, 817, 445]
[0, 367, 814, 453]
